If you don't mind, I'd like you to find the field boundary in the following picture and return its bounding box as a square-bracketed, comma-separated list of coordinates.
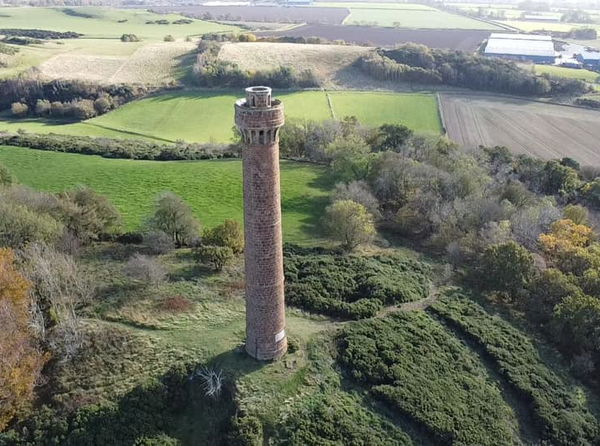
[436, 93, 447, 135]
[325, 91, 337, 119]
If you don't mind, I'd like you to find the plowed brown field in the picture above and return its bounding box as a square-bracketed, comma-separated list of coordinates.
[441, 93, 600, 166]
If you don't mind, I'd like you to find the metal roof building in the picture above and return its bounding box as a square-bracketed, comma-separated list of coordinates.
[484, 33, 556, 64]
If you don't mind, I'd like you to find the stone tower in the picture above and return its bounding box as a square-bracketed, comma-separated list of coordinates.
[234, 86, 287, 361]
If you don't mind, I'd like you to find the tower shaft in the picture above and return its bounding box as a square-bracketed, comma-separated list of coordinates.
[235, 86, 287, 361]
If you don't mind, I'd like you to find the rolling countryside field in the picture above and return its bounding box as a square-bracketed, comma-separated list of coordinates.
[0, 90, 443, 142]
[0, 145, 332, 243]
[0, 7, 234, 39]
[0, 7, 235, 81]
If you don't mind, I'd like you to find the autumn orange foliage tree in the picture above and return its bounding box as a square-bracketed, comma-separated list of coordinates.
[0, 248, 47, 430]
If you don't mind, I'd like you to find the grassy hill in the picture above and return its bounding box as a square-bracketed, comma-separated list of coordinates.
[0, 90, 443, 142]
[0, 145, 332, 243]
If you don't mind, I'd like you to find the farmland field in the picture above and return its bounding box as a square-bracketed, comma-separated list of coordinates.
[218, 42, 372, 87]
[0, 7, 235, 39]
[441, 93, 600, 166]
[0, 7, 235, 81]
[533, 64, 600, 82]
[0, 145, 332, 243]
[343, 7, 499, 29]
[148, 5, 349, 25]
[0, 90, 442, 142]
[256, 25, 492, 50]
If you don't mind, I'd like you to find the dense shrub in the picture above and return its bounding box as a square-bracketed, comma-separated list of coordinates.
[194, 245, 234, 271]
[338, 311, 519, 444]
[202, 220, 244, 254]
[124, 254, 167, 284]
[0, 133, 240, 161]
[284, 245, 431, 319]
[0, 162, 13, 186]
[273, 392, 412, 445]
[0, 364, 235, 445]
[430, 293, 599, 445]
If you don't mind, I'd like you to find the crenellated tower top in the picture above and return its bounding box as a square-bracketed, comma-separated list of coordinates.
[234, 86, 285, 146]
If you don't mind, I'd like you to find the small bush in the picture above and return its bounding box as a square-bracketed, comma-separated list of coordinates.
[124, 254, 167, 284]
[202, 219, 243, 254]
[195, 245, 233, 271]
[163, 35, 175, 42]
[144, 231, 175, 255]
[158, 295, 194, 313]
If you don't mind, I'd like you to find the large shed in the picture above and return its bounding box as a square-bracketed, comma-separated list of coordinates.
[484, 33, 556, 64]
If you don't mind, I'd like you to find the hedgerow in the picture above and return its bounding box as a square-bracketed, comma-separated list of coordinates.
[338, 312, 519, 445]
[430, 292, 599, 445]
[283, 245, 431, 319]
[0, 133, 240, 161]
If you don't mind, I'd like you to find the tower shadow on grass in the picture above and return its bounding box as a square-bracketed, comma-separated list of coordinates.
[43, 347, 266, 446]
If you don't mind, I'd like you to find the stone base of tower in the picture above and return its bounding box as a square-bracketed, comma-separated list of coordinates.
[245, 336, 287, 361]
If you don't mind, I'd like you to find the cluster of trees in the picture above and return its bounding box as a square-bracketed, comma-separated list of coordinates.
[2, 36, 42, 46]
[1, 78, 151, 120]
[561, 9, 594, 23]
[0, 163, 250, 429]
[120, 33, 139, 42]
[200, 32, 347, 46]
[0, 29, 81, 39]
[284, 245, 430, 319]
[567, 27, 598, 39]
[0, 133, 239, 161]
[358, 43, 591, 97]
[192, 40, 319, 88]
[297, 114, 600, 380]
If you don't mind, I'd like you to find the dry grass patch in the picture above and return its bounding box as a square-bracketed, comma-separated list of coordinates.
[38, 41, 195, 85]
[218, 42, 373, 86]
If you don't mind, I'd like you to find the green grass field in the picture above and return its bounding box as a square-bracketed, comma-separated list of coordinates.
[0, 7, 234, 40]
[534, 64, 600, 82]
[0, 145, 332, 243]
[315, 2, 500, 29]
[0, 90, 442, 142]
[344, 7, 500, 29]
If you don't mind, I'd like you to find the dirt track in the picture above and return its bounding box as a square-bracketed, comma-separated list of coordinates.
[441, 93, 600, 166]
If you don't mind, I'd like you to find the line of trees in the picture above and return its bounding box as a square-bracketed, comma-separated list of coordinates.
[0, 78, 152, 120]
[0, 29, 81, 39]
[0, 133, 240, 161]
[358, 43, 592, 97]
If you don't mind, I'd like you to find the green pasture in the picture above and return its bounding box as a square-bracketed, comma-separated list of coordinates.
[328, 91, 442, 131]
[0, 145, 332, 243]
[0, 90, 442, 142]
[534, 64, 600, 82]
[0, 7, 235, 40]
[500, 20, 596, 32]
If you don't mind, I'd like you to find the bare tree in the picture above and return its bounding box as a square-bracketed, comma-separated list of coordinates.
[20, 243, 93, 361]
[194, 366, 223, 398]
